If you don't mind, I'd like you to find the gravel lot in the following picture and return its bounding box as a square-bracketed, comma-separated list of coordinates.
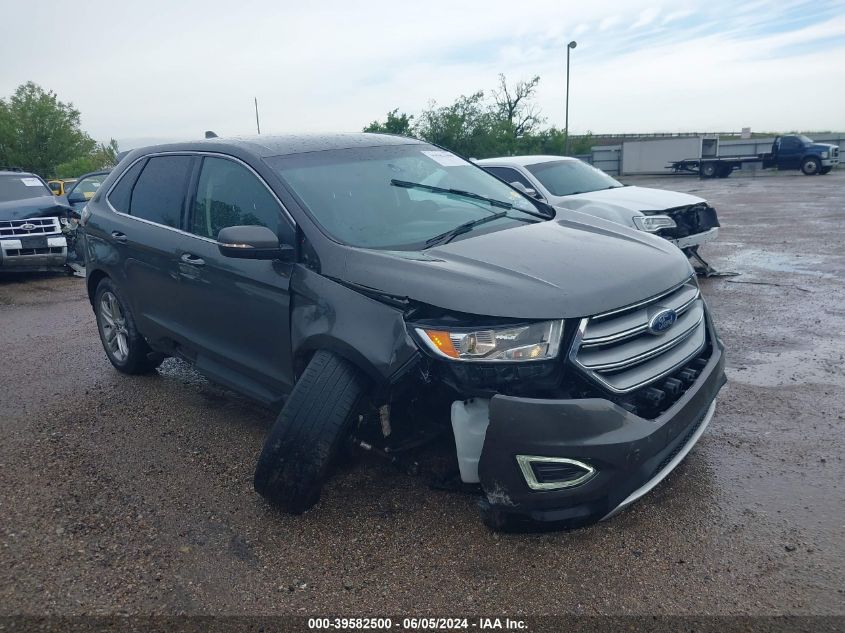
[1, 170, 843, 617]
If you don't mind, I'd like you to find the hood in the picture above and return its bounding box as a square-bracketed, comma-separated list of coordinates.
[0, 195, 72, 222]
[810, 143, 838, 152]
[557, 186, 705, 213]
[340, 216, 693, 320]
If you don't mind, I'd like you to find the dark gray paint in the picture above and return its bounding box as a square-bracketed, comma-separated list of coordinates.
[85, 133, 693, 400]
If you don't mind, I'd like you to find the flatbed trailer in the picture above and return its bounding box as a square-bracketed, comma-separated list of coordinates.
[667, 135, 840, 179]
[669, 155, 764, 178]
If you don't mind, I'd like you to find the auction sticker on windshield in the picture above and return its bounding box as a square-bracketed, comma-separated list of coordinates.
[21, 178, 43, 187]
[422, 150, 467, 167]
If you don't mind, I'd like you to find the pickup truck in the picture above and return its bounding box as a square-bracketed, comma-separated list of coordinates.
[670, 134, 840, 178]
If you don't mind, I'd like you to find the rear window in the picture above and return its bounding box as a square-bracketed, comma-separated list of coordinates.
[0, 175, 52, 203]
[107, 160, 146, 213]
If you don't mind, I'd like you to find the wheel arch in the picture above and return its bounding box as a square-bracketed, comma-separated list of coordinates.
[87, 268, 110, 306]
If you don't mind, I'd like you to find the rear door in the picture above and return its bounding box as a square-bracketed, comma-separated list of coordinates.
[178, 154, 297, 399]
[110, 154, 196, 344]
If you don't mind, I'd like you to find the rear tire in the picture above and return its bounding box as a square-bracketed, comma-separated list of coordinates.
[801, 157, 821, 175]
[94, 278, 163, 375]
[700, 162, 718, 178]
[254, 350, 367, 514]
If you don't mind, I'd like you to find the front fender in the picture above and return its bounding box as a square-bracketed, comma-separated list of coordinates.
[290, 266, 420, 387]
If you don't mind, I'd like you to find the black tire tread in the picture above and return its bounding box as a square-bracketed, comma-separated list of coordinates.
[254, 350, 366, 514]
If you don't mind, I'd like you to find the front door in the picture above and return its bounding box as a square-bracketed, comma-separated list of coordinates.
[178, 155, 296, 398]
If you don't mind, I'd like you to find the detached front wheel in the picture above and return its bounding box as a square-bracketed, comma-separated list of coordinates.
[254, 350, 367, 514]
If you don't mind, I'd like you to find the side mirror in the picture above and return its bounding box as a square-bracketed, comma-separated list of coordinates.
[511, 181, 543, 200]
[67, 191, 87, 204]
[217, 225, 294, 261]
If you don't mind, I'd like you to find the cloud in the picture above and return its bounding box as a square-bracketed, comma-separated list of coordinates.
[0, 0, 842, 146]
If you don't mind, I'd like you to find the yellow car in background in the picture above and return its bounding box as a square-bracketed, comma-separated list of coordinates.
[47, 179, 77, 196]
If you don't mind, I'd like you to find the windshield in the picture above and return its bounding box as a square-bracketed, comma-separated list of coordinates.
[68, 173, 107, 199]
[796, 135, 813, 145]
[266, 144, 543, 249]
[0, 175, 52, 203]
[525, 159, 623, 197]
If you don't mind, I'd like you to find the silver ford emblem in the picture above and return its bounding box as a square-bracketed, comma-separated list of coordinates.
[648, 307, 678, 334]
[20, 222, 36, 231]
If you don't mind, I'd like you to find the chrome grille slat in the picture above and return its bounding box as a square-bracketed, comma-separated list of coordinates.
[0, 217, 61, 238]
[581, 286, 700, 347]
[570, 277, 708, 394]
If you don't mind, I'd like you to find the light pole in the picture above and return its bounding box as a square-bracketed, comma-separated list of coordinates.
[565, 40, 577, 155]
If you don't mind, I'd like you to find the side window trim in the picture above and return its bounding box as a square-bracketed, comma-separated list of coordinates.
[104, 151, 296, 242]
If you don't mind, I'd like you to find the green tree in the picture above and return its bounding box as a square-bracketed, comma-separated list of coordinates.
[0, 82, 96, 177]
[414, 92, 499, 158]
[363, 108, 414, 136]
[55, 139, 120, 178]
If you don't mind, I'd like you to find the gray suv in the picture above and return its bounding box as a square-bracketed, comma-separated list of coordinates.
[82, 134, 725, 530]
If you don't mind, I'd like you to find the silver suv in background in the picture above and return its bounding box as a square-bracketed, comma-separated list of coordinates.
[477, 156, 721, 271]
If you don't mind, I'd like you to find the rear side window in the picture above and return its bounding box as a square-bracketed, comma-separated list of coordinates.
[191, 156, 291, 242]
[107, 159, 146, 213]
[129, 156, 192, 228]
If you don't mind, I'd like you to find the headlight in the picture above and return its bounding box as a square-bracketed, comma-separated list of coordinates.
[633, 215, 676, 232]
[415, 320, 564, 362]
[821, 151, 829, 159]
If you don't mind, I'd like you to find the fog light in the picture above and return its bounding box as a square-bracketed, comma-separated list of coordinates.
[516, 456, 595, 491]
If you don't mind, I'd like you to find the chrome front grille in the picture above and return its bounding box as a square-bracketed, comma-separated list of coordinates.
[569, 277, 707, 394]
[0, 217, 61, 237]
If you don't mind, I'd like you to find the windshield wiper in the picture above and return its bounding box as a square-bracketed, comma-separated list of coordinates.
[391, 179, 515, 209]
[423, 211, 508, 248]
[391, 179, 552, 219]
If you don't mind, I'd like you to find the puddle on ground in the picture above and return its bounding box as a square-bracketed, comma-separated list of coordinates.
[728, 345, 845, 388]
[722, 250, 835, 279]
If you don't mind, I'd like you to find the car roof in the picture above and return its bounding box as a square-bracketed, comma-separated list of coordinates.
[0, 170, 37, 178]
[476, 155, 577, 167]
[129, 133, 426, 160]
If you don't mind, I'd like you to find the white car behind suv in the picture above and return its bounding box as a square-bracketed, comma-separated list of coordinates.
[477, 155, 721, 272]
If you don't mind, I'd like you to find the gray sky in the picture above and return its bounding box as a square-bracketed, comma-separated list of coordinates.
[2, 0, 844, 150]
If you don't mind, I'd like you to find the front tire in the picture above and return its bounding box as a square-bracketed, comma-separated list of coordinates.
[94, 278, 163, 374]
[801, 157, 821, 175]
[254, 350, 367, 514]
[820, 166, 832, 175]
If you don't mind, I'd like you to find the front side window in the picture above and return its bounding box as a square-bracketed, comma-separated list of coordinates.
[525, 160, 623, 197]
[483, 166, 536, 191]
[0, 175, 52, 202]
[191, 157, 287, 241]
[129, 156, 192, 228]
[69, 173, 107, 200]
[266, 144, 542, 250]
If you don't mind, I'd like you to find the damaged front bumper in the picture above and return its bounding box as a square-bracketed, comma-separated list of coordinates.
[670, 226, 719, 250]
[476, 329, 726, 528]
[0, 234, 68, 270]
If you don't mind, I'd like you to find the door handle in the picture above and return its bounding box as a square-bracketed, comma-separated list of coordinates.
[111, 231, 127, 243]
[180, 253, 205, 266]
